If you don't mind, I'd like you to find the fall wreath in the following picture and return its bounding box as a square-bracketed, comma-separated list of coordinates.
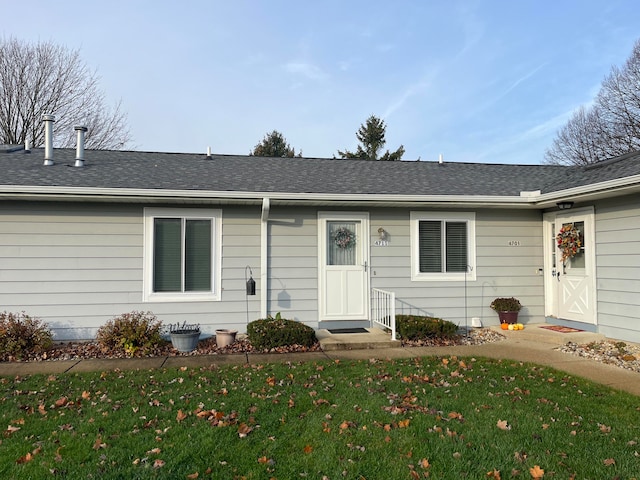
[333, 227, 356, 249]
[556, 223, 582, 263]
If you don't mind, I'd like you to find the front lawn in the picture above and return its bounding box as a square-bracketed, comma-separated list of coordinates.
[1, 356, 639, 479]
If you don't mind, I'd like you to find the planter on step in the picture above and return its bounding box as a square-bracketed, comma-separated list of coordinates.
[215, 329, 238, 348]
[497, 311, 519, 325]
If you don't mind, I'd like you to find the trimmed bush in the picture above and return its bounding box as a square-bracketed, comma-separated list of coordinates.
[247, 314, 316, 350]
[396, 314, 458, 340]
[0, 311, 53, 360]
[96, 311, 164, 356]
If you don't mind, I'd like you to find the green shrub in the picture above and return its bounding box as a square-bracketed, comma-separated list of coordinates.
[96, 311, 164, 356]
[396, 314, 458, 340]
[247, 313, 316, 350]
[0, 311, 53, 360]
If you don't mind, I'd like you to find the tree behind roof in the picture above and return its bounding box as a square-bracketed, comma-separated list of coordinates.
[0, 37, 131, 150]
[251, 130, 300, 157]
[337, 115, 404, 161]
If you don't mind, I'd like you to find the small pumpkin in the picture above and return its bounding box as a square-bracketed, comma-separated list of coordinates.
[508, 324, 515, 331]
[501, 323, 509, 330]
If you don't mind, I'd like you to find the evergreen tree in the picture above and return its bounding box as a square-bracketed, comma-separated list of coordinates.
[251, 130, 299, 157]
[337, 115, 404, 161]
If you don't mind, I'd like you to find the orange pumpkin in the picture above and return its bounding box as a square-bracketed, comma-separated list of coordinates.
[501, 323, 509, 330]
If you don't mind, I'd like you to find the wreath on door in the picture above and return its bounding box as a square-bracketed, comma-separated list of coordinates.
[556, 223, 582, 263]
[333, 227, 356, 249]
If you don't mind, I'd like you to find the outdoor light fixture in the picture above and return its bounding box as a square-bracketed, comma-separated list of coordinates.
[245, 266, 256, 296]
[377, 227, 388, 241]
[556, 201, 574, 210]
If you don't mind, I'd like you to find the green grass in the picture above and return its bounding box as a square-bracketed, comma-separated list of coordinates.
[2, 356, 640, 479]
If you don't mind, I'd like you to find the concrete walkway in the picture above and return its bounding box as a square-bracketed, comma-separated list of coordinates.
[1, 324, 639, 397]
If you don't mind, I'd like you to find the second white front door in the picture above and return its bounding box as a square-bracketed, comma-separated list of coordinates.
[318, 212, 369, 320]
[544, 207, 597, 324]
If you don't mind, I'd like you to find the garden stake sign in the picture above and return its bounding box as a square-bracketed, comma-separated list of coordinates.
[556, 223, 582, 264]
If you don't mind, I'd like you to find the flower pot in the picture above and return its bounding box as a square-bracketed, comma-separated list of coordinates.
[215, 329, 238, 348]
[170, 330, 200, 352]
[497, 311, 519, 325]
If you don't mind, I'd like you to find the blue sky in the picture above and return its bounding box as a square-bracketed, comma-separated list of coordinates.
[3, 0, 638, 164]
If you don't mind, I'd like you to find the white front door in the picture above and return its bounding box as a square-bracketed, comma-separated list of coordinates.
[544, 207, 597, 324]
[318, 212, 369, 320]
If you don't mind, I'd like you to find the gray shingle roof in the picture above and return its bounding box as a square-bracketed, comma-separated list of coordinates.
[1, 147, 639, 198]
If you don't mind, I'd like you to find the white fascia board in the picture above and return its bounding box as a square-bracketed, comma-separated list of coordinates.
[0, 185, 534, 206]
[533, 174, 640, 206]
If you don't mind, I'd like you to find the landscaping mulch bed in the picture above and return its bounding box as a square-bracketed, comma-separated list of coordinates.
[4, 328, 506, 362]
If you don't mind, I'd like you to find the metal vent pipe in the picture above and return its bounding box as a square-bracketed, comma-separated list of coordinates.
[43, 114, 55, 166]
[74, 126, 88, 167]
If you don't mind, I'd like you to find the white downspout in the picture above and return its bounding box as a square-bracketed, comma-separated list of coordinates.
[260, 197, 270, 318]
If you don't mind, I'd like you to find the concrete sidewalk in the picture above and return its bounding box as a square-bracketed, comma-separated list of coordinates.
[1, 325, 639, 397]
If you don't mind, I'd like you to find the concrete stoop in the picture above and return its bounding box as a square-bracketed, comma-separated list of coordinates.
[489, 323, 606, 346]
[316, 328, 400, 351]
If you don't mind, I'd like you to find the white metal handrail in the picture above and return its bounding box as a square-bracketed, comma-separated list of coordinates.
[371, 288, 396, 340]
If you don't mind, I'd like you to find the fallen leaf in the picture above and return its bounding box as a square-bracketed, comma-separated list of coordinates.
[153, 459, 165, 469]
[603, 458, 615, 466]
[486, 469, 501, 479]
[146, 448, 161, 455]
[176, 409, 187, 422]
[16, 452, 34, 464]
[529, 465, 544, 479]
[303, 445, 313, 454]
[38, 404, 47, 415]
[93, 436, 106, 450]
[54, 396, 68, 408]
[187, 472, 199, 479]
[81, 391, 91, 400]
[238, 423, 253, 438]
[419, 458, 430, 469]
[497, 419, 511, 431]
[6, 425, 20, 435]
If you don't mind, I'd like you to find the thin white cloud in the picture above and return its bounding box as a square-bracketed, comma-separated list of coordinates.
[283, 62, 328, 81]
[499, 62, 548, 99]
[382, 79, 431, 119]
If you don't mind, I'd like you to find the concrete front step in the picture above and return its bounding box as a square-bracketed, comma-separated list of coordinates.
[316, 327, 400, 351]
[489, 323, 606, 346]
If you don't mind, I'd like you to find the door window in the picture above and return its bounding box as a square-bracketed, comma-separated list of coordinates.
[327, 221, 357, 266]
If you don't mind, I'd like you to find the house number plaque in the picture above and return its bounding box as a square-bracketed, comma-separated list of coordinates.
[508, 240, 521, 246]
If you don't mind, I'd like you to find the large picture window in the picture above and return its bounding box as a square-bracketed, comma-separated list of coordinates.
[410, 212, 476, 281]
[144, 208, 221, 302]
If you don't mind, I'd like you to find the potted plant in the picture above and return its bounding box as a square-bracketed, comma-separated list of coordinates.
[490, 297, 522, 325]
[167, 322, 201, 352]
[215, 329, 238, 348]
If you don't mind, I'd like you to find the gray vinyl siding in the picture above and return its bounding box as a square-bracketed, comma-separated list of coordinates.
[0, 202, 260, 339]
[267, 207, 318, 326]
[593, 194, 640, 342]
[370, 208, 544, 327]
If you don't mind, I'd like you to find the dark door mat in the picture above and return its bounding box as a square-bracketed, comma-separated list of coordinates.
[327, 328, 369, 334]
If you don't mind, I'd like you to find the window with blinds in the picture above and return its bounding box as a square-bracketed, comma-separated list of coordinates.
[144, 208, 221, 302]
[418, 220, 467, 273]
[411, 211, 475, 281]
[153, 218, 212, 292]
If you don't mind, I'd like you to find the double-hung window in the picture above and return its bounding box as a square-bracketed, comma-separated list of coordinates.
[144, 208, 221, 301]
[410, 212, 476, 281]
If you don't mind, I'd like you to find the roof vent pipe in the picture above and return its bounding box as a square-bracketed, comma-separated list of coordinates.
[24, 139, 31, 153]
[43, 114, 55, 166]
[206, 146, 212, 159]
[438, 153, 443, 164]
[74, 126, 88, 167]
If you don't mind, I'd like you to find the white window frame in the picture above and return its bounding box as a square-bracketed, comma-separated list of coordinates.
[143, 207, 222, 302]
[410, 211, 476, 282]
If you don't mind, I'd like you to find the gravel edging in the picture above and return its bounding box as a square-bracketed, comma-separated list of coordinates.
[556, 340, 640, 373]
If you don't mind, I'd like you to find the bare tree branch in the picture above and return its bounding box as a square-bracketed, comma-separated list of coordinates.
[0, 37, 131, 149]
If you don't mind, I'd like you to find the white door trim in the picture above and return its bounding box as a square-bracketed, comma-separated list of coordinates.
[318, 212, 370, 321]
